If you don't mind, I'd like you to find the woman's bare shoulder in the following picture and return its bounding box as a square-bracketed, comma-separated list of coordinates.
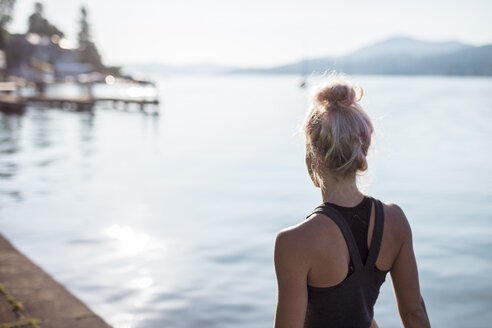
[382, 201, 412, 241]
[275, 213, 343, 255]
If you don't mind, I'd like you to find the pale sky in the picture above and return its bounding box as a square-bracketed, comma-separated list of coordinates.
[8, 0, 492, 67]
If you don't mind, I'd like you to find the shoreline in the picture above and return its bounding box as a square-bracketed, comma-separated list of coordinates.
[0, 234, 111, 328]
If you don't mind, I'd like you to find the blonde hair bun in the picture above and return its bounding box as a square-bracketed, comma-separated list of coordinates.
[303, 73, 373, 180]
[315, 81, 362, 108]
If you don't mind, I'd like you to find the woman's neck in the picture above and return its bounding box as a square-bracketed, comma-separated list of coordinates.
[320, 173, 364, 206]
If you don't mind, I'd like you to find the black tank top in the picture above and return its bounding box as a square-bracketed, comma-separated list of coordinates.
[329, 196, 372, 269]
[304, 197, 388, 328]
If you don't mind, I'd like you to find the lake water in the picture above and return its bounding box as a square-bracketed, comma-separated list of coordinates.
[1, 75, 491, 328]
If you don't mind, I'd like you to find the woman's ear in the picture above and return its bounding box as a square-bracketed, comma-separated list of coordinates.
[305, 146, 320, 188]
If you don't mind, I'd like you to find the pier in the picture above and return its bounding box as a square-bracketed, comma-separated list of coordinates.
[0, 82, 160, 115]
[0, 234, 111, 328]
[24, 95, 160, 113]
[0, 95, 159, 115]
[0, 95, 27, 115]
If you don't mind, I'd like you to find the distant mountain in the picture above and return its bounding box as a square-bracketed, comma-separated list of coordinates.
[233, 36, 492, 76]
[125, 37, 492, 76]
[348, 36, 469, 59]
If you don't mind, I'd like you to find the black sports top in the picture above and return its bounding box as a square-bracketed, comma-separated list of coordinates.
[328, 196, 372, 268]
[304, 197, 388, 328]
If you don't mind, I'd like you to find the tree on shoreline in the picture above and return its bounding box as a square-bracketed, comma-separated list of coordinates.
[0, 0, 16, 50]
[27, 2, 64, 37]
[77, 6, 104, 72]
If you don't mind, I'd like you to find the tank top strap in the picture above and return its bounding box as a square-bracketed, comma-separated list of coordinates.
[365, 198, 385, 268]
[309, 204, 364, 270]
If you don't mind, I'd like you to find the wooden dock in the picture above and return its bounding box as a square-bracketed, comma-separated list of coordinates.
[0, 95, 159, 114]
[0, 81, 160, 115]
[24, 96, 159, 113]
[23, 96, 95, 112]
[0, 234, 112, 328]
[0, 95, 27, 115]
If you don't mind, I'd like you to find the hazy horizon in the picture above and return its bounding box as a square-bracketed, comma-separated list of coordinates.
[7, 0, 492, 68]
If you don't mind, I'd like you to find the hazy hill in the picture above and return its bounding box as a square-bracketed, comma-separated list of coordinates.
[348, 36, 469, 59]
[125, 37, 492, 76]
[233, 37, 492, 76]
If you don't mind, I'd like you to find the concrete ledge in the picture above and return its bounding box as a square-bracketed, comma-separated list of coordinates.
[0, 234, 111, 328]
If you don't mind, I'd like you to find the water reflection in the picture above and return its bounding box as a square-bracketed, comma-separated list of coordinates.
[106, 224, 151, 256]
[0, 113, 22, 154]
[30, 109, 54, 149]
[0, 113, 23, 202]
[132, 277, 153, 289]
[79, 111, 95, 144]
